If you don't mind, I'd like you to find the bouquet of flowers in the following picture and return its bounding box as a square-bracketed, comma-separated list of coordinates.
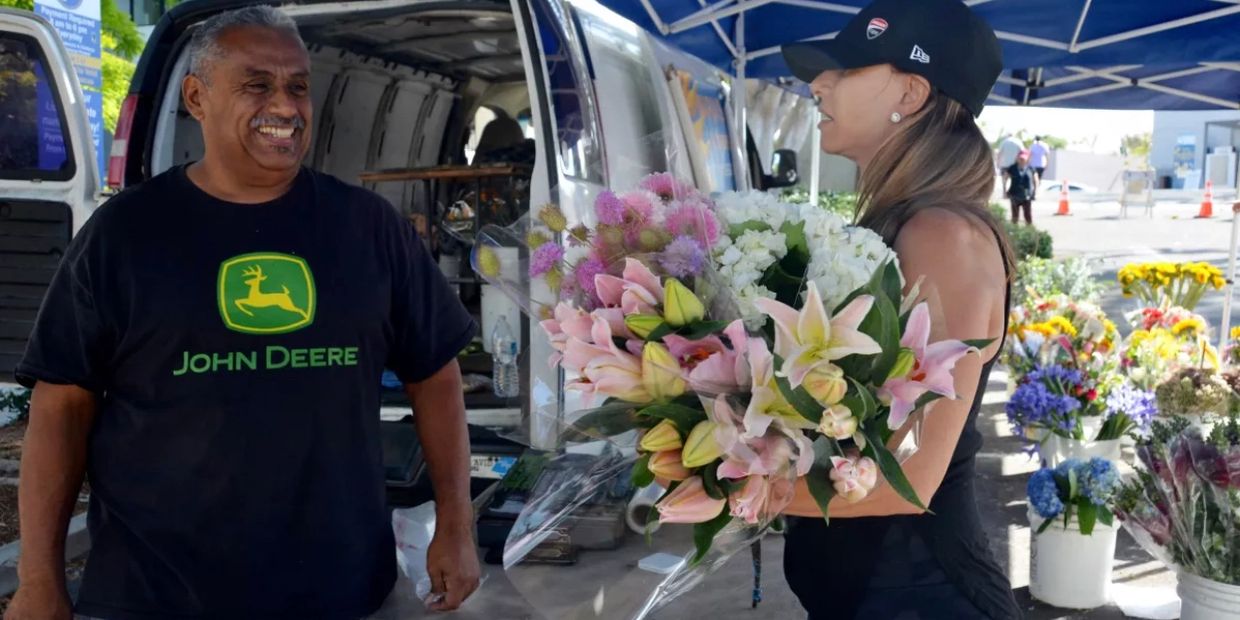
[1115, 416, 1240, 585]
[1005, 295, 1119, 383]
[1154, 367, 1231, 420]
[472, 175, 985, 615]
[1027, 457, 1121, 535]
[1117, 261, 1225, 311]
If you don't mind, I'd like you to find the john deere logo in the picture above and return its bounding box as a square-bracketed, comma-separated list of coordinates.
[218, 253, 315, 334]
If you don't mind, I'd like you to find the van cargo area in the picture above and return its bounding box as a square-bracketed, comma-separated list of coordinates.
[148, 3, 540, 424]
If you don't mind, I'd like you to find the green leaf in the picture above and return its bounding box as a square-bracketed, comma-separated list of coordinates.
[962, 338, 996, 350]
[691, 508, 733, 564]
[914, 391, 943, 412]
[701, 461, 725, 500]
[562, 403, 640, 441]
[1068, 467, 1080, 501]
[772, 356, 825, 424]
[677, 320, 732, 340]
[1036, 516, 1055, 534]
[880, 261, 903, 306]
[1078, 502, 1098, 536]
[640, 403, 707, 436]
[865, 294, 902, 384]
[646, 322, 675, 341]
[759, 261, 807, 308]
[839, 377, 879, 422]
[805, 437, 841, 524]
[1098, 506, 1114, 528]
[780, 221, 811, 264]
[861, 426, 928, 512]
[631, 453, 655, 488]
[728, 221, 773, 238]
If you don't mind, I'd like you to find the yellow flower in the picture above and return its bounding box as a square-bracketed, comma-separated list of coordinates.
[682, 421, 724, 468]
[1172, 318, 1205, 337]
[538, 204, 568, 233]
[476, 245, 501, 279]
[1045, 316, 1078, 338]
[642, 343, 687, 402]
[526, 231, 550, 250]
[640, 419, 683, 452]
[1231, 326, 1240, 341]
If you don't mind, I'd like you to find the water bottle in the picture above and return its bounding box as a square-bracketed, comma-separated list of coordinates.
[491, 316, 520, 398]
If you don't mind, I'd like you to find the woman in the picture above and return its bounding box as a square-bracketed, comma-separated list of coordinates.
[779, 0, 1022, 618]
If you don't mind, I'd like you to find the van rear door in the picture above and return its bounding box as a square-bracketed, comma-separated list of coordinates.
[0, 8, 96, 380]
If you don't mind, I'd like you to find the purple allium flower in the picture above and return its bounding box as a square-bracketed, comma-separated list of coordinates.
[528, 243, 565, 278]
[594, 191, 626, 226]
[659, 236, 706, 279]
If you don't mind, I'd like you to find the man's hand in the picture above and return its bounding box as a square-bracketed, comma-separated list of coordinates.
[425, 517, 480, 611]
[4, 579, 72, 620]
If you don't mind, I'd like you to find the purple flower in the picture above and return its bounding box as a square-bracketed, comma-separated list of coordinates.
[1105, 382, 1157, 434]
[639, 172, 694, 202]
[659, 236, 706, 279]
[574, 256, 607, 306]
[528, 243, 565, 278]
[594, 191, 626, 226]
[1007, 368, 1082, 437]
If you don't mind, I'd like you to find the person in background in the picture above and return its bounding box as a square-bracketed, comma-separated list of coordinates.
[996, 133, 1024, 181]
[1005, 149, 1037, 225]
[1029, 135, 1050, 183]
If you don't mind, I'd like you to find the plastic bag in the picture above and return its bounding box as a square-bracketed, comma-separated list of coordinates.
[391, 501, 439, 606]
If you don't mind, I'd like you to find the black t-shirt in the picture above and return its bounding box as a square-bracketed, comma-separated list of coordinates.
[1006, 164, 1036, 201]
[16, 166, 476, 619]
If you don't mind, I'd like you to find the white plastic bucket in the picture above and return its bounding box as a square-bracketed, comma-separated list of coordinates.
[1029, 508, 1118, 609]
[1038, 434, 1123, 468]
[1177, 571, 1240, 620]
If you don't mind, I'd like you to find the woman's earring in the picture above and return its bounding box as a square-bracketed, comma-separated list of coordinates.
[890, 112, 902, 123]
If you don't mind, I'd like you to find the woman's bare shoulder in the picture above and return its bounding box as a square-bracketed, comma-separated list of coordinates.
[893, 207, 1004, 278]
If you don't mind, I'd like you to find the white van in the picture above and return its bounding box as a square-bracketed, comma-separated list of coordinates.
[0, 8, 101, 383]
[7, 0, 798, 440]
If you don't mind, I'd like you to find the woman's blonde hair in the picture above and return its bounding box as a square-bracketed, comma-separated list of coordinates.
[854, 89, 1016, 278]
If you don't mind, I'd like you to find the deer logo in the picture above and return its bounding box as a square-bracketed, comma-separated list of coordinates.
[218, 253, 316, 334]
[236, 265, 310, 320]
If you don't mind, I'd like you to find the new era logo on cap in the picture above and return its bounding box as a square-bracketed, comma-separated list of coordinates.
[866, 18, 888, 40]
[910, 45, 930, 64]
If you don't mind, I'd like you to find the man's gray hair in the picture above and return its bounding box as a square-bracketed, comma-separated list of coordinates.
[186, 6, 305, 81]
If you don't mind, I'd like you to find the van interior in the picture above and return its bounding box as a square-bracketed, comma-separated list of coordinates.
[151, 3, 540, 408]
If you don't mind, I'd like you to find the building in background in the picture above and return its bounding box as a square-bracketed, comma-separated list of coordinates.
[117, 0, 167, 39]
[1151, 110, 1240, 189]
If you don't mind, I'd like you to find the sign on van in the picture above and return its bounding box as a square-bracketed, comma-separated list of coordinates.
[34, 0, 104, 184]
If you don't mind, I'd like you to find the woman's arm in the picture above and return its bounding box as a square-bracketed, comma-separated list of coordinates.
[783, 208, 1007, 518]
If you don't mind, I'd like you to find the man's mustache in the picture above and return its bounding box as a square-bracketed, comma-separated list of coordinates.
[250, 116, 306, 129]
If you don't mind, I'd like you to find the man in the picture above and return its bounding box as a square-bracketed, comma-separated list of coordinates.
[6, 7, 480, 619]
[1005, 149, 1037, 225]
[1029, 135, 1051, 180]
[996, 134, 1024, 180]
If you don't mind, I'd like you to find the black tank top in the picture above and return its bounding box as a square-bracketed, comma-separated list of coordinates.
[783, 218, 1021, 619]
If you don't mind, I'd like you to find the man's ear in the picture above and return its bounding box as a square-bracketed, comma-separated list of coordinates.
[896, 74, 932, 117]
[183, 74, 208, 122]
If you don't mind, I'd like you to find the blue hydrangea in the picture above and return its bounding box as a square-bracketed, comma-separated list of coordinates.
[1027, 468, 1064, 519]
[1078, 457, 1120, 506]
[1055, 457, 1084, 479]
[1105, 382, 1157, 434]
[1007, 370, 1083, 437]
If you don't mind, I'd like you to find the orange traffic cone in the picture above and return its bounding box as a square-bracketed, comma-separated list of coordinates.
[1055, 180, 1071, 216]
[1197, 180, 1214, 218]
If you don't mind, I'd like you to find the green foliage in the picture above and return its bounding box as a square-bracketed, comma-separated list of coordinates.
[1015, 257, 1103, 306]
[1005, 222, 1054, 261]
[781, 189, 859, 219]
[0, 0, 35, 11]
[101, 0, 142, 60]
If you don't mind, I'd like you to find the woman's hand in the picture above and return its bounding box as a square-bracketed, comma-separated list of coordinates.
[783, 208, 1007, 519]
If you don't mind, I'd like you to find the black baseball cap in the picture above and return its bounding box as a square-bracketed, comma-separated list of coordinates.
[782, 0, 1003, 116]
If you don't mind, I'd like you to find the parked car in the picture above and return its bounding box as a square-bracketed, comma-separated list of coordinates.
[0, 8, 101, 381]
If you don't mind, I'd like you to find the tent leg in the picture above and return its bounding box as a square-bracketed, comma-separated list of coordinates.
[733, 1, 747, 147]
[809, 110, 821, 201]
[1219, 203, 1240, 354]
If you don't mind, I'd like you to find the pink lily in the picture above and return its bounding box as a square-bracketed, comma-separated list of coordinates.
[680, 320, 753, 395]
[877, 302, 975, 430]
[712, 395, 815, 479]
[754, 282, 882, 388]
[539, 302, 594, 367]
[594, 258, 664, 315]
[729, 475, 796, 525]
[655, 476, 727, 524]
[566, 317, 648, 404]
[742, 338, 817, 439]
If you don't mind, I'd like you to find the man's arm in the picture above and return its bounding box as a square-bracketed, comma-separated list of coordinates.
[6, 383, 96, 620]
[403, 359, 480, 611]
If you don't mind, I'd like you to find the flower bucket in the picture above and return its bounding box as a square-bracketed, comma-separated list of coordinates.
[1038, 434, 1123, 468]
[1028, 508, 1118, 609]
[1177, 571, 1240, 620]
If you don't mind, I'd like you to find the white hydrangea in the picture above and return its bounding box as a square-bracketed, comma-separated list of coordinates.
[713, 189, 802, 235]
[805, 222, 898, 311]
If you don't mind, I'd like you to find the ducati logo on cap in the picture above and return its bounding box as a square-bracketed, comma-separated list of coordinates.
[866, 18, 888, 40]
[910, 45, 931, 64]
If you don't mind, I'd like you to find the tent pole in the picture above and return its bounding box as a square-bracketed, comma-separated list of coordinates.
[1220, 203, 1240, 354]
[810, 110, 821, 202]
[734, 0, 747, 155]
